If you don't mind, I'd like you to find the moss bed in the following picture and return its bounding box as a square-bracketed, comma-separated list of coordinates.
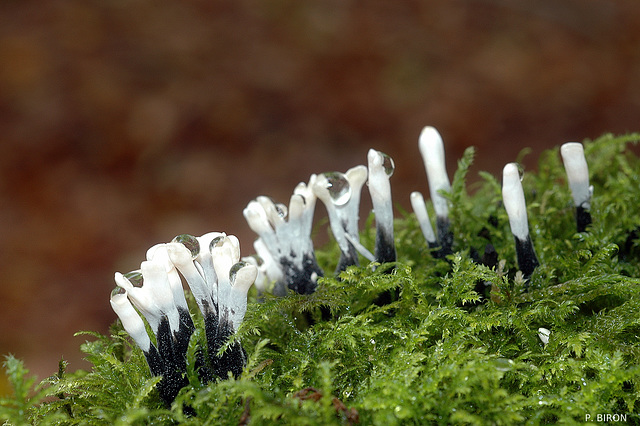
[2, 133, 640, 425]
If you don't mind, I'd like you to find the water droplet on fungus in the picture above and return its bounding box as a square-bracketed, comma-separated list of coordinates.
[209, 236, 225, 251]
[381, 152, 395, 177]
[172, 234, 200, 258]
[322, 172, 352, 206]
[229, 261, 249, 284]
[274, 202, 288, 218]
[110, 286, 126, 298]
[124, 270, 143, 287]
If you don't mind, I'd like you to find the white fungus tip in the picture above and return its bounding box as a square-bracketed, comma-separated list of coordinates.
[418, 126, 451, 218]
[230, 262, 258, 294]
[110, 291, 152, 352]
[502, 163, 530, 241]
[410, 191, 437, 243]
[560, 142, 592, 208]
[345, 165, 368, 189]
[243, 202, 273, 236]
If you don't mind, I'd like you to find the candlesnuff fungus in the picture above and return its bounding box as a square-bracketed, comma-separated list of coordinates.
[169, 233, 256, 379]
[313, 166, 370, 273]
[560, 142, 593, 232]
[59, 129, 640, 424]
[110, 232, 257, 406]
[243, 177, 322, 295]
[417, 126, 454, 256]
[502, 163, 540, 282]
[367, 149, 397, 264]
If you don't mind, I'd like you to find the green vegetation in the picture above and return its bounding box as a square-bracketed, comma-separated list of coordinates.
[2, 134, 640, 424]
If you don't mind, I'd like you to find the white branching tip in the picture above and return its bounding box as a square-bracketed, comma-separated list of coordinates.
[146, 244, 190, 313]
[418, 126, 451, 219]
[561, 142, 593, 209]
[314, 165, 370, 271]
[228, 261, 258, 331]
[367, 149, 396, 264]
[109, 288, 152, 352]
[246, 239, 283, 293]
[167, 237, 213, 316]
[110, 287, 165, 379]
[410, 191, 437, 245]
[114, 270, 160, 332]
[502, 163, 530, 242]
[244, 176, 322, 295]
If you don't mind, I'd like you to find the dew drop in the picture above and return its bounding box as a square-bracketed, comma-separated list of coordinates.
[274, 202, 288, 218]
[322, 172, 351, 206]
[110, 286, 126, 298]
[380, 151, 395, 177]
[124, 270, 143, 287]
[229, 261, 249, 284]
[209, 236, 225, 251]
[172, 234, 200, 258]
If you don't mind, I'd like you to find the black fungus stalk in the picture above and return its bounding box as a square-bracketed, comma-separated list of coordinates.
[561, 142, 593, 232]
[417, 126, 454, 256]
[502, 163, 540, 282]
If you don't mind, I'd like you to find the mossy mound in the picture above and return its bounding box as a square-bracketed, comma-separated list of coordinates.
[2, 133, 640, 425]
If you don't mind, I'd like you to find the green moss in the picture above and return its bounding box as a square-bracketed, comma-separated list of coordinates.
[2, 133, 640, 424]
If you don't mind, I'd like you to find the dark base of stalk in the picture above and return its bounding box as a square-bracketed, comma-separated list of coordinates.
[372, 286, 400, 309]
[621, 227, 640, 261]
[375, 226, 397, 265]
[206, 316, 247, 380]
[372, 227, 398, 308]
[335, 243, 359, 275]
[576, 206, 592, 233]
[157, 369, 189, 407]
[470, 244, 499, 303]
[435, 217, 454, 258]
[280, 253, 324, 295]
[515, 235, 539, 286]
[213, 341, 247, 380]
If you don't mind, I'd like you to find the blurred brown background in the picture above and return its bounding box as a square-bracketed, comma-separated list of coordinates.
[1, 0, 639, 389]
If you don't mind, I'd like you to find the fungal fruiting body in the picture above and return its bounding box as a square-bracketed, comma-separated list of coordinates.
[410, 191, 438, 249]
[110, 232, 256, 406]
[418, 126, 454, 256]
[367, 149, 397, 264]
[560, 142, 593, 232]
[502, 163, 540, 282]
[108, 124, 613, 410]
[243, 177, 322, 295]
[313, 166, 370, 274]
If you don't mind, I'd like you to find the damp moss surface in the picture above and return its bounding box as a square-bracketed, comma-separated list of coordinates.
[2, 133, 640, 425]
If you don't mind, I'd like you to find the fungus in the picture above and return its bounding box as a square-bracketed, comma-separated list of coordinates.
[418, 126, 454, 256]
[560, 142, 593, 232]
[243, 177, 322, 295]
[502, 163, 539, 283]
